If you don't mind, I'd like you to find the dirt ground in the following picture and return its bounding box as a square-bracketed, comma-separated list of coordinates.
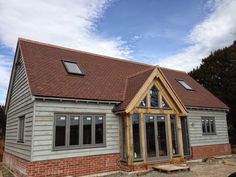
[0, 163, 15, 177]
[108, 158, 236, 177]
[0, 156, 235, 177]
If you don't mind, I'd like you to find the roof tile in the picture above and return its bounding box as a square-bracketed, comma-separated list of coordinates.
[18, 38, 228, 111]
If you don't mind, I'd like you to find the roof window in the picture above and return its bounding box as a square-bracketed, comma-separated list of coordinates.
[177, 79, 193, 90]
[63, 60, 84, 75]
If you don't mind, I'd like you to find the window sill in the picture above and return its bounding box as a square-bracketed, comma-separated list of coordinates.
[173, 154, 181, 158]
[53, 144, 106, 151]
[137, 106, 171, 110]
[17, 141, 24, 143]
[202, 133, 216, 136]
[133, 158, 143, 162]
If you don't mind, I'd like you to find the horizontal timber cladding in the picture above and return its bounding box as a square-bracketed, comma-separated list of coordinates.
[31, 100, 120, 161]
[5, 55, 33, 161]
[187, 109, 229, 147]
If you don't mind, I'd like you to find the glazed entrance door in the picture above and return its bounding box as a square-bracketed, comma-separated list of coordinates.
[145, 115, 169, 161]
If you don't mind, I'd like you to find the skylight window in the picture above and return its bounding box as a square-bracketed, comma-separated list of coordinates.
[63, 60, 83, 75]
[177, 79, 193, 90]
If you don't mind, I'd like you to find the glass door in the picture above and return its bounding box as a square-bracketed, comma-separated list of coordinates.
[181, 117, 191, 157]
[156, 116, 168, 159]
[145, 116, 156, 159]
[145, 115, 169, 161]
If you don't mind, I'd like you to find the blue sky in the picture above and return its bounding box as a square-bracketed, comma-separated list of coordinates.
[96, 0, 206, 63]
[1, 0, 236, 104]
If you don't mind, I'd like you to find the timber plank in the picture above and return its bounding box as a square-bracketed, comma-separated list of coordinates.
[152, 164, 190, 173]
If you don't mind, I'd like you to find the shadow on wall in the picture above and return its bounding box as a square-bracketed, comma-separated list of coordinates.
[232, 145, 236, 154]
[0, 138, 4, 162]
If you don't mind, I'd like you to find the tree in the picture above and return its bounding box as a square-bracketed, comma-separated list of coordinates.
[0, 105, 6, 138]
[189, 41, 236, 144]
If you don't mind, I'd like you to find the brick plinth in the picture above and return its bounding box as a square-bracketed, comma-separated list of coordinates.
[3, 152, 122, 177]
[191, 143, 231, 159]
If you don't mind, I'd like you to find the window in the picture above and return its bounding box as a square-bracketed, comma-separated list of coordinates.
[55, 115, 67, 147]
[177, 79, 193, 90]
[162, 97, 170, 109]
[170, 115, 179, 155]
[69, 115, 80, 146]
[63, 60, 84, 75]
[18, 116, 25, 143]
[150, 85, 159, 107]
[139, 96, 147, 107]
[202, 117, 216, 135]
[83, 116, 92, 144]
[145, 116, 156, 158]
[132, 113, 142, 160]
[95, 116, 104, 144]
[54, 114, 105, 149]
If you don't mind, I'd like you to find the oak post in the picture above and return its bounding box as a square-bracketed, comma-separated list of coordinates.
[177, 115, 184, 157]
[167, 114, 173, 160]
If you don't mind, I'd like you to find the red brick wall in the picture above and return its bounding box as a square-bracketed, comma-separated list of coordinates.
[3, 152, 122, 177]
[191, 143, 231, 159]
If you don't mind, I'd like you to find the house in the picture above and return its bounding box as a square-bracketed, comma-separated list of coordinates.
[3, 38, 231, 177]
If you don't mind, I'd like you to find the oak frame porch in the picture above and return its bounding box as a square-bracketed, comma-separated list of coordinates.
[122, 111, 185, 166]
[118, 68, 188, 166]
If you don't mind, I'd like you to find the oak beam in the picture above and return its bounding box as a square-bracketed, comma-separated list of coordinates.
[125, 113, 133, 165]
[167, 114, 173, 160]
[140, 113, 147, 163]
[177, 116, 184, 157]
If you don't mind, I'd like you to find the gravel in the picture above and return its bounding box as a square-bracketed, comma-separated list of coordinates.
[107, 158, 236, 177]
[0, 163, 15, 177]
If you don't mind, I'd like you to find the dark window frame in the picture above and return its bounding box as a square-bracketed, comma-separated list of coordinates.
[170, 115, 179, 156]
[150, 85, 159, 108]
[18, 116, 25, 143]
[69, 114, 80, 147]
[201, 117, 216, 135]
[62, 60, 85, 76]
[139, 95, 148, 108]
[53, 113, 106, 150]
[162, 97, 171, 109]
[132, 113, 143, 162]
[138, 85, 162, 109]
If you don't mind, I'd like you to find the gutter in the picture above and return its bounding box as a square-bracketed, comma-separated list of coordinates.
[33, 96, 121, 105]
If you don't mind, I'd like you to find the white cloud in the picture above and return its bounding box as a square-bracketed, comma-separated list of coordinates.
[0, 0, 131, 57]
[158, 0, 236, 71]
[0, 54, 12, 104]
[0, 0, 132, 104]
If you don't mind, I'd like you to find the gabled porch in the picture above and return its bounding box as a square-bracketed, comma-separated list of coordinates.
[116, 67, 190, 169]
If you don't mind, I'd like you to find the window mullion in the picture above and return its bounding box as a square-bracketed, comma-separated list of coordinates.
[79, 115, 83, 146]
[204, 119, 207, 133]
[66, 114, 70, 148]
[92, 116, 95, 145]
[209, 118, 212, 133]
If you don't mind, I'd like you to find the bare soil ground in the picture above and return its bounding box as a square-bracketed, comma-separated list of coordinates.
[108, 156, 236, 177]
[0, 155, 235, 177]
[0, 164, 15, 177]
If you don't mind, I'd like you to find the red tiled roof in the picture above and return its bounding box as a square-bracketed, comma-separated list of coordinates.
[114, 67, 155, 112]
[18, 38, 228, 111]
[160, 67, 228, 110]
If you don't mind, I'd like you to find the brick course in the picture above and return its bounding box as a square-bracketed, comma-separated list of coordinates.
[3, 143, 231, 176]
[3, 152, 122, 177]
[191, 143, 231, 159]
